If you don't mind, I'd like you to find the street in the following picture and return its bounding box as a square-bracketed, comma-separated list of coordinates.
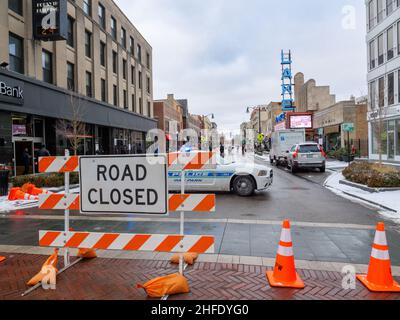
[1, 156, 399, 266]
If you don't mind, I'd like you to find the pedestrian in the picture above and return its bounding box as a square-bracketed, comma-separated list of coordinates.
[37, 144, 50, 157]
[220, 142, 225, 158]
[22, 148, 31, 175]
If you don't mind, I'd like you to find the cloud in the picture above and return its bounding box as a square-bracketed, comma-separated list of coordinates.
[115, 0, 367, 132]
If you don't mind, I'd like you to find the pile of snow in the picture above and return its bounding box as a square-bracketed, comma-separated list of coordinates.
[326, 160, 349, 170]
[324, 172, 400, 221]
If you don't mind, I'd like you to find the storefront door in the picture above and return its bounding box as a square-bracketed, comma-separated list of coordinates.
[13, 138, 34, 176]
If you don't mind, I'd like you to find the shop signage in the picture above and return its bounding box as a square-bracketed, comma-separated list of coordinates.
[0, 75, 24, 105]
[12, 125, 27, 136]
[274, 122, 286, 132]
[342, 123, 354, 132]
[32, 0, 68, 41]
[79, 155, 168, 215]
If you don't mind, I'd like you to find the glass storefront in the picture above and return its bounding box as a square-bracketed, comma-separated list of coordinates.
[371, 119, 400, 159]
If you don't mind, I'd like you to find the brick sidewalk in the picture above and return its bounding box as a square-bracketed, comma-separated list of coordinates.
[1, 252, 400, 300]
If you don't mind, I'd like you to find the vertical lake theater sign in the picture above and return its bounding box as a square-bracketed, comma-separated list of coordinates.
[32, 0, 67, 41]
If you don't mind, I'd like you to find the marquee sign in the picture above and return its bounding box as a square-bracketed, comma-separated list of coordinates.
[32, 0, 68, 41]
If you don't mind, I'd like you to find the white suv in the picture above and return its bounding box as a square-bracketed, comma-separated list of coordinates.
[287, 142, 326, 173]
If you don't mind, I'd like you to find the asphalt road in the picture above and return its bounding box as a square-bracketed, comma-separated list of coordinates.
[1, 154, 399, 265]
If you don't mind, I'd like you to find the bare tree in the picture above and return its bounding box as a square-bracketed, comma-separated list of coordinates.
[369, 80, 388, 165]
[56, 93, 87, 156]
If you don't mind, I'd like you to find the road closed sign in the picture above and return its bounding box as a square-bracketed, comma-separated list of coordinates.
[79, 155, 168, 215]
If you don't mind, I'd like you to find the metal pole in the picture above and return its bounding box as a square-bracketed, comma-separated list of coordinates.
[347, 131, 350, 166]
[64, 149, 70, 267]
[258, 107, 261, 134]
[179, 169, 185, 275]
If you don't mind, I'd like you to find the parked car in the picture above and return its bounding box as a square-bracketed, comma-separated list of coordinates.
[168, 154, 273, 197]
[287, 142, 326, 173]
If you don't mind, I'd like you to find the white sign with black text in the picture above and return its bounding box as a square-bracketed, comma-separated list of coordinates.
[79, 155, 168, 215]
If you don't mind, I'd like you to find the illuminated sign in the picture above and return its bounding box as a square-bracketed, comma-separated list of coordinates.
[32, 0, 67, 41]
[289, 115, 313, 129]
[0, 75, 24, 105]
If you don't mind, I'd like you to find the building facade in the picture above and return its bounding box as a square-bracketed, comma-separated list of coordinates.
[366, 0, 400, 162]
[1, 0, 155, 175]
[153, 94, 184, 139]
[265, 102, 282, 138]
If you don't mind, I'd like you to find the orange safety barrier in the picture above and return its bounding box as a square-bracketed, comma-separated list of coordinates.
[8, 188, 39, 201]
[266, 220, 305, 289]
[357, 222, 400, 292]
[137, 273, 190, 298]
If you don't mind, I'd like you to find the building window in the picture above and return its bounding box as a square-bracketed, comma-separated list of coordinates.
[137, 44, 142, 62]
[130, 37, 134, 55]
[396, 120, 400, 156]
[388, 72, 394, 105]
[83, 0, 92, 16]
[113, 85, 118, 106]
[387, 26, 394, 60]
[101, 79, 106, 102]
[9, 0, 23, 16]
[85, 31, 92, 58]
[387, 0, 394, 15]
[123, 90, 127, 109]
[377, 0, 384, 24]
[378, 34, 384, 65]
[146, 76, 151, 94]
[112, 51, 118, 74]
[9, 33, 24, 74]
[368, 0, 375, 30]
[398, 22, 400, 55]
[111, 16, 117, 40]
[139, 97, 143, 114]
[67, 62, 75, 91]
[131, 66, 135, 85]
[138, 71, 142, 89]
[121, 27, 126, 49]
[147, 101, 151, 116]
[98, 3, 106, 29]
[378, 77, 385, 108]
[369, 40, 376, 69]
[86, 72, 92, 97]
[146, 52, 150, 69]
[100, 41, 106, 67]
[370, 80, 376, 110]
[122, 59, 127, 80]
[42, 50, 53, 84]
[67, 16, 75, 48]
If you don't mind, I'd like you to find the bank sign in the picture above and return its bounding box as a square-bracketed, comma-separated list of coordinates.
[32, 0, 67, 41]
[0, 75, 24, 106]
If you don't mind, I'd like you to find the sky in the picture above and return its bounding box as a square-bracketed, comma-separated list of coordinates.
[115, 0, 367, 133]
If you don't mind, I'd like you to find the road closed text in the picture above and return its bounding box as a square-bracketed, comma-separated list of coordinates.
[79, 156, 168, 215]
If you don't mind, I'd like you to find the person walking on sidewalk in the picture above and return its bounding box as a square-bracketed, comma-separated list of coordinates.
[22, 148, 31, 175]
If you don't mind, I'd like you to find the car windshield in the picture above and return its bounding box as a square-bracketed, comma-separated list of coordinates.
[299, 145, 320, 153]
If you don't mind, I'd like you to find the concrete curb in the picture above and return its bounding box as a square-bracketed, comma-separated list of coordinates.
[1, 244, 400, 276]
[340, 179, 400, 193]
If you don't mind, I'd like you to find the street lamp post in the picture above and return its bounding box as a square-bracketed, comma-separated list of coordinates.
[246, 106, 262, 135]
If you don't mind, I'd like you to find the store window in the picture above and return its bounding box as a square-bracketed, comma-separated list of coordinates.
[9, 33, 24, 74]
[12, 115, 32, 137]
[396, 120, 400, 156]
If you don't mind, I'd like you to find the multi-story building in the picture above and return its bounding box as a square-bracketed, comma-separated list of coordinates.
[366, 0, 400, 162]
[153, 94, 184, 136]
[265, 102, 282, 137]
[0, 0, 155, 175]
[249, 105, 268, 135]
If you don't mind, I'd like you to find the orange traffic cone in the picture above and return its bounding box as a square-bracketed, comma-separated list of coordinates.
[8, 188, 39, 201]
[22, 183, 52, 196]
[0, 256, 5, 263]
[357, 223, 400, 292]
[27, 249, 59, 286]
[266, 220, 305, 289]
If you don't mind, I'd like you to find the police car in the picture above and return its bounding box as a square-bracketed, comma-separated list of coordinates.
[168, 153, 273, 197]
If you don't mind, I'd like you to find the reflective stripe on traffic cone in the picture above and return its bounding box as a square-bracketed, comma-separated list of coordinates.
[356, 223, 400, 292]
[8, 188, 39, 201]
[266, 220, 305, 289]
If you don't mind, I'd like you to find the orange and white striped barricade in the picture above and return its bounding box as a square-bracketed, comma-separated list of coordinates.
[39, 193, 216, 212]
[38, 231, 215, 254]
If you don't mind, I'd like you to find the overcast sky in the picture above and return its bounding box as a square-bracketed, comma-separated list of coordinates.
[115, 0, 367, 133]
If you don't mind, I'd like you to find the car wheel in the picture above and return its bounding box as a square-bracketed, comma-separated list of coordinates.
[233, 176, 255, 197]
[320, 166, 326, 173]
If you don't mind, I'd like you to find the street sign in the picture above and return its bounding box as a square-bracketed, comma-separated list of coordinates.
[342, 123, 355, 132]
[79, 155, 168, 215]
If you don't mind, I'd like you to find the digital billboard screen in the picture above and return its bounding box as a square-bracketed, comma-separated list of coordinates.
[289, 115, 313, 129]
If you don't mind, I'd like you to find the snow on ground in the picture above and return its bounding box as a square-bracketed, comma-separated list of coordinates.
[326, 160, 349, 170]
[324, 171, 400, 223]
